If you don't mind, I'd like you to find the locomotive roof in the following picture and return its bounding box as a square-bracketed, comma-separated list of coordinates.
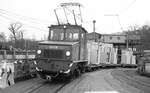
[48, 25, 88, 33]
[39, 41, 79, 46]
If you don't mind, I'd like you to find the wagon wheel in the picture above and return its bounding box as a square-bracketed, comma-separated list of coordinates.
[68, 71, 76, 81]
[81, 67, 86, 73]
[75, 69, 81, 77]
[87, 67, 91, 72]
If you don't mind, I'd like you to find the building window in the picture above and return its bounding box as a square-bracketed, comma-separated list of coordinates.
[109, 36, 112, 40]
[117, 37, 120, 40]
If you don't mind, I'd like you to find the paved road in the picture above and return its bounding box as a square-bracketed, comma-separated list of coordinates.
[1, 68, 150, 93]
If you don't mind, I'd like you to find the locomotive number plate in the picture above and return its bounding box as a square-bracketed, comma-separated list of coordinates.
[48, 46, 58, 49]
[39, 45, 58, 49]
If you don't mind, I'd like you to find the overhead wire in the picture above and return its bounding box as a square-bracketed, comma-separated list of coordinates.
[0, 11, 48, 32]
[117, 0, 137, 31]
[0, 8, 51, 25]
[119, 0, 137, 14]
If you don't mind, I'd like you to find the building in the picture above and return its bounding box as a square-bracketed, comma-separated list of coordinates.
[101, 34, 127, 49]
[101, 34, 141, 63]
[127, 34, 141, 50]
[101, 34, 141, 49]
[87, 32, 141, 51]
[86, 32, 101, 42]
[101, 34, 126, 43]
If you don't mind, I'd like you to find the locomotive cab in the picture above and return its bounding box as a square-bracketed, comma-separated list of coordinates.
[36, 25, 88, 79]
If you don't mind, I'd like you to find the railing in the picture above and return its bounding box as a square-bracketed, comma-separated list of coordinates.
[0, 50, 36, 60]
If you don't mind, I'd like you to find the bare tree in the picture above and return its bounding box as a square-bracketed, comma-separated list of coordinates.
[8, 22, 26, 49]
[8, 22, 23, 43]
[20, 31, 24, 40]
[124, 24, 150, 50]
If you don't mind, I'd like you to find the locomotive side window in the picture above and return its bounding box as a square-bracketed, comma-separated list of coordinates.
[73, 33, 79, 40]
[60, 33, 64, 40]
[81, 33, 84, 38]
[50, 30, 54, 40]
[69, 33, 73, 39]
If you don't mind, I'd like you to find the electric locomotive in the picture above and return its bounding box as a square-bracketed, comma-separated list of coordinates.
[36, 25, 88, 80]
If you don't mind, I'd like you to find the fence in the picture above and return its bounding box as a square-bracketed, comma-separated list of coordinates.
[0, 50, 36, 88]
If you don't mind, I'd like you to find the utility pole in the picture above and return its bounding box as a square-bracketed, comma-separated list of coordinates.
[126, 32, 129, 50]
[93, 20, 96, 42]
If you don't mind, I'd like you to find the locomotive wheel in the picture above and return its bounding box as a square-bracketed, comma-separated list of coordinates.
[81, 67, 86, 73]
[30, 73, 37, 78]
[87, 67, 91, 72]
[141, 67, 145, 73]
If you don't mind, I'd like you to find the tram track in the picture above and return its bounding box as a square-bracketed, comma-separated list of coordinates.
[54, 82, 69, 93]
[22, 79, 70, 93]
[53, 74, 88, 93]
[111, 69, 150, 93]
[24, 82, 46, 93]
[4, 69, 149, 93]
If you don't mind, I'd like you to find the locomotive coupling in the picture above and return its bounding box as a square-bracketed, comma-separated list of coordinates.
[60, 69, 71, 74]
[59, 63, 73, 74]
[36, 67, 42, 71]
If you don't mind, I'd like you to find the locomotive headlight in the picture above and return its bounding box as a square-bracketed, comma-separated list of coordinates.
[37, 50, 41, 54]
[66, 51, 71, 56]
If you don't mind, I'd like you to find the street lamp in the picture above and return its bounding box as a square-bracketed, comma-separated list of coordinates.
[93, 20, 96, 42]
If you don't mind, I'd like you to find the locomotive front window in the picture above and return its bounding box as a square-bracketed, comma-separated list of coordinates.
[65, 29, 79, 41]
[50, 29, 64, 40]
[50, 27, 79, 41]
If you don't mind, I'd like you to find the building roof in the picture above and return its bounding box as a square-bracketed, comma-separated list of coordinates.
[101, 34, 126, 36]
[128, 35, 141, 40]
[87, 32, 101, 35]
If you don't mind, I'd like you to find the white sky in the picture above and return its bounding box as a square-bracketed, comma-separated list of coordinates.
[0, 0, 150, 40]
